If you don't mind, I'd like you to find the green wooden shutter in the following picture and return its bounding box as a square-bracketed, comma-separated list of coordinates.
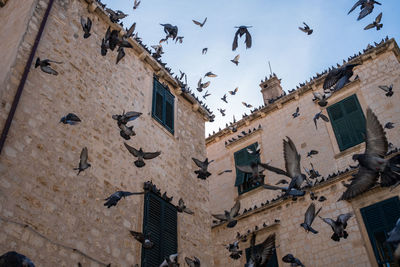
[164, 90, 175, 133]
[327, 94, 365, 151]
[245, 244, 279, 267]
[152, 78, 165, 123]
[234, 143, 259, 187]
[142, 192, 177, 267]
[361, 197, 400, 266]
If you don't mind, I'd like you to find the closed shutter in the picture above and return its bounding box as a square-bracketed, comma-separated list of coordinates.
[142, 192, 177, 267]
[327, 94, 365, 151]
[234, 143, 259, 186]
[164, 90, 175, 133]
[152, 78, 165, 123]
[361, 197, 400, 266]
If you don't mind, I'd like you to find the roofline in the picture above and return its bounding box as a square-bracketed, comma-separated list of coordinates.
[83, 0, 213, 121]
[206, 38, 400, 144]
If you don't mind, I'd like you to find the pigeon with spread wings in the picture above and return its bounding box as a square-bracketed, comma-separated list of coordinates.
[348, 0, 381, 21]
[319, 213, 353, 241]
[177, 198, 194, 215]
[313, 111, 330, 130]
[339, 108, 400, 200]
[245, 233, 276, 267]
[232, 26, 252, 51]
[364, 12, 383, 30]
[130, 230, 154, 248]
[231, 54, 240, 65]
[81, 17, 92, 39]
[74, 147, 91, 175]
[35, 58, 62, 75]
[323, 63, 360, 90]
[212, 200, 240, 228]
[192, 158, 213, 179]
[229, 87, 239, 95]
[298, 22, 313, 35]
[104, 191, 144, 208]
[193, 17, 207, 27]
[124, 143, 161, 168]
[300, 203, 321, 234]
[378, 84, 393, 97]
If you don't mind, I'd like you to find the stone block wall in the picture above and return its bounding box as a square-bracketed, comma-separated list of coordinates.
[0, 0, 212, 266]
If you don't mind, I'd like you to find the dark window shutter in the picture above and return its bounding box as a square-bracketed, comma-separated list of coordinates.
[327, 94, 365, 151]
[234, 143, 261, 194]
[142, 192, 177, 267]
[361, 197, 400, 266]
[152, 77, 175, 134]
[164, 90, 175, 133]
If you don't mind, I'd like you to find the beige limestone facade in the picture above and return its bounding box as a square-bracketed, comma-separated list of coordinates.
[0, 0, 213, 266]
[207, 39, 400, 267]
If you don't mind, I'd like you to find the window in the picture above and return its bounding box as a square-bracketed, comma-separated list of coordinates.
[152, 77, 175, 134]
[327, 94, 366, 151]
[141, 192, 177, 267]
[361, 197, 400, 267]
[234, 142, 263, 195]
[245, 242, 279, 267]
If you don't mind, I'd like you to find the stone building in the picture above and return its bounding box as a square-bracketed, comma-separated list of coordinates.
[207, 38, 400, 267]
[0, 0, 214, 266]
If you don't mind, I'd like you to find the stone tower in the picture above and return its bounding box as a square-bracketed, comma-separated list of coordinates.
[259, 73, 284, 105]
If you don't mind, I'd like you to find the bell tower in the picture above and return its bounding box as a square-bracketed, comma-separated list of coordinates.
[259, 73, 284, 105]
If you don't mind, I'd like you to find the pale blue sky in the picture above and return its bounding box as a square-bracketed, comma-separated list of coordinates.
[102, 0, 400, 135]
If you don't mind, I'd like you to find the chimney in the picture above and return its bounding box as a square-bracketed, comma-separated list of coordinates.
[259, 73, 284, 105]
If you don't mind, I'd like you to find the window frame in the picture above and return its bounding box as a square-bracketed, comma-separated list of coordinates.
[234, 142, 264, 195]
[141, 191, 177, 267]
[152, 77, 175, 134]
[327, 94, 366, 152]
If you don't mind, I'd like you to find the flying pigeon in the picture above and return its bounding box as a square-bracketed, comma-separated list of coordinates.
[175, 36, 184, 43]
[319, 213, 353, 241]
[339, 108, 400, 200]
[282, 254, 305, 267]
[292, 107, 300, 118]
[129, 230, 154, 248]
[118, 122, 135, 140]
[112, 111, 142, 125]
[348, 0, 381, 21]
[229, 87, 239, 95]
[232, 26, 252, 51]
[204, 71, 217, 78]
[378, 84, 393, 97]
[364, 12, 383, 30]
[133, 0, 141, 10]
[197, 78, 210, 92]
[298, 22, 313, 35]
[104, 191, 144, 208]
[221, 94, 228, 103]
[323, 63, 360, 90]
[202, 48, 208, 55]
[192, 17, 207, 27]
[245, 233, 276, 267]
[124, 143, 161, 168]
[81, 17, 92, 38]
[242, 102, 253, 108]
[306, 150, 318, 158]
[105, 8, 128, 23]
[236, 162, 266, 185]
[384, 122, 394, 129]
[192, 158, 213, 179]
[74, 147, 91, 175]
[160, 23, 178, 40]
[218, 109, 226, 116]
[212, 200, 240, 228]
[261, 137, 310, 196]
[300, 203, 321, 234]
[231, 54, 240, 65]
[313, 111, 329, 130]
[177, 198, 194, 215]
[203, 90, 211, 99]
[312, 91, 332, 107]
[60, 113, 81, 125]
[35, 57, 62, 75]
[225, 240, 243, 260]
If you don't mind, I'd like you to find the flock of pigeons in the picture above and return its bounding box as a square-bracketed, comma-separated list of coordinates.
[1, 0, 399, 266]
